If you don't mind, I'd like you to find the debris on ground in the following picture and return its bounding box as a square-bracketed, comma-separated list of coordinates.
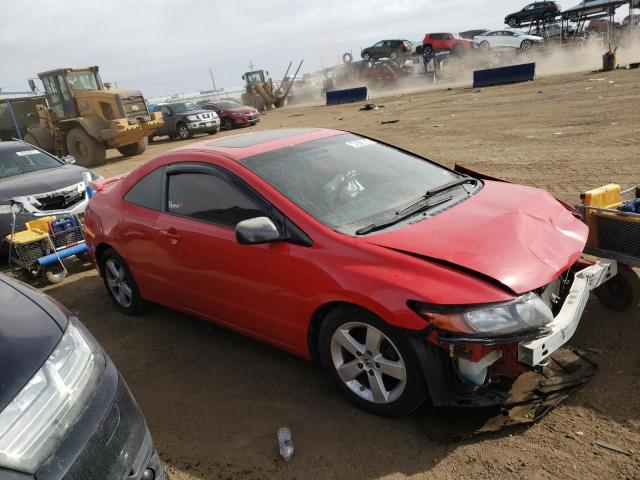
[289, 113, 305, 117]
[593, 440, 632, 456]
[360, 103, 385, 111]
[277, 427, 294, 462]
[380, 119, 399, 124]
[434, 124, 445, 128]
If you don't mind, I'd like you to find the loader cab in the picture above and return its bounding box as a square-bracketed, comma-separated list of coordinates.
[36, 67, 103, 121]
[243, 70, 267, 87]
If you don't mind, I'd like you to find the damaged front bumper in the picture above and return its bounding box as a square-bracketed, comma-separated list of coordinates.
[413, 260, 616, 432]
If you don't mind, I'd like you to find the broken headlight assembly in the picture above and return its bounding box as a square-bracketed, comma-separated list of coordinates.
[410, 292, 554, 336]
[0, 317, 105, 473]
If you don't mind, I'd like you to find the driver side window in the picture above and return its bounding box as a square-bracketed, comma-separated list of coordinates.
[166, 170, 267, 228]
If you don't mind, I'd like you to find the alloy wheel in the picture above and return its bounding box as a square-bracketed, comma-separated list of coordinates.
[178, 125, 190, 139]
[105, 258, 133, 308]
[330, 321, 407, 404]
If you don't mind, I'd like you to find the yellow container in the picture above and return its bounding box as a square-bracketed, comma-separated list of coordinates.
[5, 216, 55, 245]
[581, 184, 621, 208]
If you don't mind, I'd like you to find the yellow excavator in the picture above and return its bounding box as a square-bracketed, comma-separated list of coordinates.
[240, 60, 303, 111]
[24, 66, 163, 167]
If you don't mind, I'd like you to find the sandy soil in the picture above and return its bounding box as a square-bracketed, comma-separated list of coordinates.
[37, 67, 640, 479]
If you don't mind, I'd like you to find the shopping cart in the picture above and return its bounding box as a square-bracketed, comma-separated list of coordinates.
[577, 183, 640, 310]
[4, 173, 94, 284]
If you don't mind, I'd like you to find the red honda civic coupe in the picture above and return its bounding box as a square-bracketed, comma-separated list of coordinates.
[84, 128, 608, 417]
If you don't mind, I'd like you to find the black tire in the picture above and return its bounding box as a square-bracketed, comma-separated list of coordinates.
[117, 137, 148, 157]
[176, 123, 192, 140]
[207, 128, 218, 135]
[424, 45, 434, 54]
[318, 305, 428, 417]
[362, 52, 371, 61]
[507, 17, 519, 28]
[101, 248, 149, 315]
[342, 52, 353, 64]
[45, 264, 67, 284]
[521, 40, 533, 50]
[594, 266, 640, 311]
[390, 51, 398, 59]
[23, 133, 40, 147]
[65, 127, 106, 168]
[222, 118, 234, 130]
[480, 40, 490, 50]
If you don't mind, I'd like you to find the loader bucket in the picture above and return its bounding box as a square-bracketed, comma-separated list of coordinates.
[326, 86, 368, 106]
[473, 62, 535, 88]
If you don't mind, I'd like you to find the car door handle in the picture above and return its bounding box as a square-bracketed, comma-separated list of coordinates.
[159, 229, 182, 241]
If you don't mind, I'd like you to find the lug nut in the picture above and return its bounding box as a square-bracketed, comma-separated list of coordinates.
[375, 362, 380, 369]
[357, 363, 364, 369]
[366, 350, 372, 356]
[368, 369, 374, 376]
[356, 351, 362, 357]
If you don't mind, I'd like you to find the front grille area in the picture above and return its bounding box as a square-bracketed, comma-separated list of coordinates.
[120, 92, 151, 123]
[34, 185, 86, 211]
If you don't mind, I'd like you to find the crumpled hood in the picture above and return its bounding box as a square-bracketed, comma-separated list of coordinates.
[364, 181, 588, 294]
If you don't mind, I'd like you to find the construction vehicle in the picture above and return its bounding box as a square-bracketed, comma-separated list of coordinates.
[240, 61, 303, 112]
[24, 66, 163, 167]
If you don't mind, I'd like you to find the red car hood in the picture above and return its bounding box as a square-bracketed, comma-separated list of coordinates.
[228, 107, 258, 114]
[363, 181, 588, 294]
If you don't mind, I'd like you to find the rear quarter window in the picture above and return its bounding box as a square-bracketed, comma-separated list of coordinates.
[124, 167, 164, 211]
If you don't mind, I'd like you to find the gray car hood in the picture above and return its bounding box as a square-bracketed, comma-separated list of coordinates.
[0, 164, 89, 203]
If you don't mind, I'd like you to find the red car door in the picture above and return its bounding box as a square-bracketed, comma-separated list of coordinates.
[152, 162, 308, 348]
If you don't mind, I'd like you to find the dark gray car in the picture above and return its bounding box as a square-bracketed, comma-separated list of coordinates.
[0, 141, 100, 252]
[0, 273, 167, 479]
[151, 102, 220, 141]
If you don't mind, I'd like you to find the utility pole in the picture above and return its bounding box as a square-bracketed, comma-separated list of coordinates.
[209, 67, 217, 91]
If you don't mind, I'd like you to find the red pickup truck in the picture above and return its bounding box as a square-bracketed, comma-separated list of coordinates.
[421, 33, 473, 54]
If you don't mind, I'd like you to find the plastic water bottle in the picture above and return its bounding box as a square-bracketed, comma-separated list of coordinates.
[277, 427, 294, 461]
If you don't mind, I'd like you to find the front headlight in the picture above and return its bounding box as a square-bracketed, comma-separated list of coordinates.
[187, 114, 199, 121]
[0, 317, 104, 473]
[409, 292, 554, 336]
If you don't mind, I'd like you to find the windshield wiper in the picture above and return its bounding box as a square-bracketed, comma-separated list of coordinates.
[355, 177, 478, 236]
[396, 177, 478, 216]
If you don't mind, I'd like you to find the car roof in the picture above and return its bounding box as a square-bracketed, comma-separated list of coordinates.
[170, 128, 346, 161]
[0, 140, 36, 151]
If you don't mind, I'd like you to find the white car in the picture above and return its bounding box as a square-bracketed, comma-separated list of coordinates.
[474, 30, 544, 50]
[562, 0, 626, 21]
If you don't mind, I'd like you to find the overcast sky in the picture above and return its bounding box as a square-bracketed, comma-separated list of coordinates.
[0, 0, 624, 97]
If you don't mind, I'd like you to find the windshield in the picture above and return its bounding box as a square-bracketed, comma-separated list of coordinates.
[242, 134, 463, 234]
[66, 71, 100, 91]
[170, 102, 198, 113]
[0, 147, 61, 180]
[217, 101, 242, 109]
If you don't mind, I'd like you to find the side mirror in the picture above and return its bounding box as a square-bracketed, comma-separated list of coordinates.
[28, 79, 36, 92]
[236, 217, 281, 245]
[62, 155, 76, 164]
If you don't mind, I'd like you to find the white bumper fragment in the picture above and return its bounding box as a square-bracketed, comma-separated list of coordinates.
[518, 259, 617, 367]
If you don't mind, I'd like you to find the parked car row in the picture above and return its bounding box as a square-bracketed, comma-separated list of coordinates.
[149, 100, 260, 142]
[505, 0, 631, 26]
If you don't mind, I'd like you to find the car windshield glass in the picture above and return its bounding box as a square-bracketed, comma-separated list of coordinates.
[170, 102, 198, 113]
[0, 147, 61, 180]
[217, 101, 242, 109]
[242, 134, 463, 234]
[66, 71, 99, 91]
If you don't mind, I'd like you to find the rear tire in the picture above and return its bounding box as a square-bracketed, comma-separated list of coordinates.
[362, 52, 371, 61]
[65, 127, 106, 168]
[480, 40, 490, 50]
[318, 305, 427, 417]
[595, 266, 640, 311]
[424, 45, 434, 54]
[508, 17, 520, 28]
[101, 248, 149, 315]
[117, 137, 148, 157]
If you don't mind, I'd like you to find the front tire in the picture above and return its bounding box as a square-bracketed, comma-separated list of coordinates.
[521, 39, 533, 50]
[65, 127, 106, 168]
[176, 123, 192, 140]
[595, 266, 640, 311]
[223, 118, 234, 130]
[508, 17, 520, 28]
[362, 52, 371, 61]
[45, 264, 67, 284]
[101, 248, 149, 315]
[318, 305, 427, 417]
[480, 40, 490, 50]
[117, 137, 148, 157]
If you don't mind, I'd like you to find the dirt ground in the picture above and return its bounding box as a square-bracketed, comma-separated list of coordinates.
[38, 67, 640, 479]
